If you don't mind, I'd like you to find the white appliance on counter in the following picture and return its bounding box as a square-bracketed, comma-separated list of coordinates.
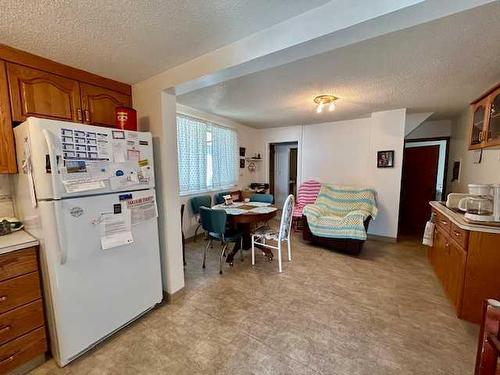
[13, 117, 163, 366]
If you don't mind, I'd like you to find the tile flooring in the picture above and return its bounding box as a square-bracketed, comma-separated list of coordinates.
[32, 234, 478, 374]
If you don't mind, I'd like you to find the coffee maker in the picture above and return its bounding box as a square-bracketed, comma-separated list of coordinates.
[458, 184, 495, 222]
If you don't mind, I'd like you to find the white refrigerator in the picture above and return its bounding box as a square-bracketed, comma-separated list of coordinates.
[13, 118, 163, 366]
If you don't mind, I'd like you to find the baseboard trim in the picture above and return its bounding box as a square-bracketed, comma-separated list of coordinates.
[367, 234, 397, 243]
[163, 288, 185, 304]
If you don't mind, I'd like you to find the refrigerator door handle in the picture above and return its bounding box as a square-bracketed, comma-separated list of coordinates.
[53, 200, 68, 265]
[42, 129, 61, 200]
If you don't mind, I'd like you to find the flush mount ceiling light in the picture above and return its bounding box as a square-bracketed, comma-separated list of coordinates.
[314, 95, 338, 113]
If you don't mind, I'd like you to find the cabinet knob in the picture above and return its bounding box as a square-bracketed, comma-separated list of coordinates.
[77, 108, 82, 122]
[84, 109, 90, 123]
[0, 296, 7, 302]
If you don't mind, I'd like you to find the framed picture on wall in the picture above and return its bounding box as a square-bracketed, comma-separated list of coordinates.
[239, 159, 245, 169]
[377, 150, 394, 168]
[239, 147, 246, 157]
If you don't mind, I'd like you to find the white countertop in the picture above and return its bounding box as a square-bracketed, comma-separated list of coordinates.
[430, 201, 500, 235]
[0, 230, 39, 255]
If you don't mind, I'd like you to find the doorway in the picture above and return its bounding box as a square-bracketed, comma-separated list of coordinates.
[398, 138, 449, 236]
[269, 142, 298, 208]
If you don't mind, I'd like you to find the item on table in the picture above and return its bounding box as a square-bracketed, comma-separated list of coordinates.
[223, 195, 233, 206]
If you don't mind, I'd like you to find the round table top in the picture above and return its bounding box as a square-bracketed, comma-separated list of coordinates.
[212, 202, 277, 224]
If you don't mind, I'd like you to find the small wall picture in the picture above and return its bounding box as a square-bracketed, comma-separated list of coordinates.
[451, 160, 461, 181]
[239, 159, 245, 169]
[239, 147, 246, 157]
[377, 150, 394, 168]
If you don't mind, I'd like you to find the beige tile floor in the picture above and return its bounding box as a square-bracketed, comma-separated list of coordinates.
[32, 234, 479, 374]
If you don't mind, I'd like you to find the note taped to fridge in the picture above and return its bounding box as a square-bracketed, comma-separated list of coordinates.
[127, 195, 158, 225]
[100, 210, 134, 250]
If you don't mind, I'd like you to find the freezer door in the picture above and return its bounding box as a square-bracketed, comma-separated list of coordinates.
[39, 189, 162, 366]
[13, 117, 155, 200]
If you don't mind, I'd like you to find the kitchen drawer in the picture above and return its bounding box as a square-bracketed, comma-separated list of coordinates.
[450, 223, 469, 250]
[435, 211, 452, 234]
[0, 273, 41, 314]
[0, 248, 38, 282]
[0, 300, 44, 346]
[0, 327, 46, 374]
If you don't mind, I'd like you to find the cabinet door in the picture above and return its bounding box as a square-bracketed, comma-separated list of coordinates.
[80, 83, 131, 127]
[446, 240, 466, 312]
[430, 227, 447, 284]
[469, 98, 488, 149]
[7, 63, 82, 123]
[486, 87, 500, 147]
[0, 61, 16, 173]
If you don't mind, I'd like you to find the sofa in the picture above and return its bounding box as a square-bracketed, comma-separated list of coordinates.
[302, 184, 377, 255]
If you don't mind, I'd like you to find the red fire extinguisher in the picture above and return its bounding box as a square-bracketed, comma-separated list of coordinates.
[115, 107, 137, 131]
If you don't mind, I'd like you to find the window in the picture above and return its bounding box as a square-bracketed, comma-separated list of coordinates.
[176, 115, 238, 194]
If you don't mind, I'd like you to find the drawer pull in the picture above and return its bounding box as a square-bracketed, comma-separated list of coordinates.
[454, 231, 461, 237]
[0, 296, 7, 303]
[0, 352, 16, 365]
[0, 326, 11, 335]
[440, 220, 448, 225]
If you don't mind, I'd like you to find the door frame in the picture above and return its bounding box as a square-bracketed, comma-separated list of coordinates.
[398, 136, 450, 238]
[269, 142, 299, 205]
[404, 136, 450, 198]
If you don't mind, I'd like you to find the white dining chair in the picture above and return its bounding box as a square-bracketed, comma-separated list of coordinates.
[251, 194, 295, 273]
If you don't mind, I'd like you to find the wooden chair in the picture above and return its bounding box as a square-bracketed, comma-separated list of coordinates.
[475, 299, 500, 375]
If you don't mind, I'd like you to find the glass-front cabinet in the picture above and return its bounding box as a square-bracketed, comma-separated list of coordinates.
[469, 84, 500, 150]
[470, 99, 487, 148]
[487, 87, 500, 146]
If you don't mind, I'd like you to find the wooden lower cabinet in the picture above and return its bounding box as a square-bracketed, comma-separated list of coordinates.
[0, 247, 47, 374]
[429, 208, 500, 323]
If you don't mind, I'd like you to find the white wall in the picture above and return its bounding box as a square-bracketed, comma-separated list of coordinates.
[449, 110, 500, 193]
[254, 109, 406, 239]
[176, 104, 260, 238]
[406, 119, 452, 140]
[0, 176, 14, 217]
[274, 143, 297, 207]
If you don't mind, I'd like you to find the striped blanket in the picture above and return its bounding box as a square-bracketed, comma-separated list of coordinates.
[303, 184, 377, 240]
[293, 180, 322, 218]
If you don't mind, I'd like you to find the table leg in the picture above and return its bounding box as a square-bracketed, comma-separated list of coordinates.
[226, 223, 273, 264]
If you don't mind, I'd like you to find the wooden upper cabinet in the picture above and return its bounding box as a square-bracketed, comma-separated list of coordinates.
[80, 83, 131, 127]
[0, 61, 16, 173]
[486, 86, 500, 147]
[469, 97, 488, 149]
[7, 63, 82, 123]
[469, 82, 500, 150]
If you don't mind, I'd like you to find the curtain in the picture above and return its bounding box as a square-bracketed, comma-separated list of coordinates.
[211, 124, 238, 189]
[176, 115, 238, 193]
[176, 115, 207, 193]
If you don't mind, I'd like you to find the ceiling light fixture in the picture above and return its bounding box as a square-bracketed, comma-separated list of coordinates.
[314, 95, 338, 114]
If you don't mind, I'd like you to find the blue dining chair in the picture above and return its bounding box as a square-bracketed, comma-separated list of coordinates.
[250, 193, 273, 204]
[214, 191, 231, 205]
[199, 207, 243, 274]
[189, 195, 212, 241]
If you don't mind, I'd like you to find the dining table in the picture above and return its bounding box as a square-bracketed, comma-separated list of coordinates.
[212, 201, 278, 264]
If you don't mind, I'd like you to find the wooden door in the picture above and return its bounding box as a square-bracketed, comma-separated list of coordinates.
[80, 83, 131, 127]
[7, 63, 82, 123]
[486, 87, 500, 147]
[0, 61, 16, 173]
[269, 144, 276, 196]
[469, 97, 489, 149]
[399, 145, 440, 236]
[446, 240, 466, 311]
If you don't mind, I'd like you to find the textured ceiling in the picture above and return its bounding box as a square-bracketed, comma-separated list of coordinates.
[0, 0, 328, 83]
[178, 2, 500, 128]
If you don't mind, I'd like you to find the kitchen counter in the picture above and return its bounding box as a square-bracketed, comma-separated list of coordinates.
[430, 201, 500, 235]
[0, 230, 39, 255]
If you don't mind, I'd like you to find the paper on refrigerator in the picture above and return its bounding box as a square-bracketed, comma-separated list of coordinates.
[100, 207, 134, 250]
[60, 160, 107, 193]
[126, 195, 158, 225]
